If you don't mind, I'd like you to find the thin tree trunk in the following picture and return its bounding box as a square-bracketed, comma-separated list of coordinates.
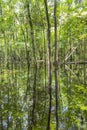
[0, 78, 3, 130]
[43, 29, 47, 113]
[27, 3, 37, 130]
[44, 0, 52, 130]
[83, 38, 86, 86]
[54, 0, 59, 129]
[0, 44, 3, 130]
[27, 3, 36, 62]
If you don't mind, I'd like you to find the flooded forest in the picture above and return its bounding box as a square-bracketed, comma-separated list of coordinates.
[0, 0, 87, 130]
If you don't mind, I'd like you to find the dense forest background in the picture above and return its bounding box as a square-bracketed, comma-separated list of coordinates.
[0, 0, 87, 130]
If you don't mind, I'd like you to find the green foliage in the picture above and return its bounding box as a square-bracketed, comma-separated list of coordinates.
[0, 0, 87, 129]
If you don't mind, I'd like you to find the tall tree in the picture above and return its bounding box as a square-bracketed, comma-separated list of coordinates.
[27, 2, 37, 130]
[54, 0, 59, 130]
[44, 0, 52, 130]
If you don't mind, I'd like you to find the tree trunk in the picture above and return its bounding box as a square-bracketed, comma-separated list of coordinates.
[27, 3, 37, 130]
[44, 0, 52, 130]
[54, 0, 59, 130]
